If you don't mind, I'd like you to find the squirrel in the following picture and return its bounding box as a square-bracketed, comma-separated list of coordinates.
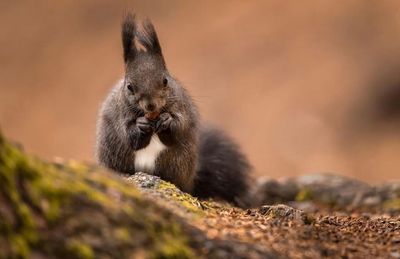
[95, 13, 251, 205]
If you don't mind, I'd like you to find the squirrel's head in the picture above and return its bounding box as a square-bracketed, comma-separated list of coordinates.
[121, 14, 171, 115]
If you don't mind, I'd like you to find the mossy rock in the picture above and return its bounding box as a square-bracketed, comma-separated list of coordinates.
[0, 129, 194, 259]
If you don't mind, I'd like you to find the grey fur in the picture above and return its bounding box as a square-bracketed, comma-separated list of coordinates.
[96, 75, 199, 192]
[96, 13, 251, 203]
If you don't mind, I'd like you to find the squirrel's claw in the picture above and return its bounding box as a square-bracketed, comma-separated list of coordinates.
[155, 112, 173, 133]
[136, 117, 154, 134]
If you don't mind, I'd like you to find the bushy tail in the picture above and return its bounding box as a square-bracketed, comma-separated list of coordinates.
[192, 127, 252, 207]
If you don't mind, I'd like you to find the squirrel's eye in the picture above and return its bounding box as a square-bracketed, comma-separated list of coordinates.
[163, 78, 168, 86]
[127, 84, 134, 92]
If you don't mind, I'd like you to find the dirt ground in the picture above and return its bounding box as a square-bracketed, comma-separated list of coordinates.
[130, 172, 400, 259]
[196, 206, 400, 258]
[1, 1, 400, 183]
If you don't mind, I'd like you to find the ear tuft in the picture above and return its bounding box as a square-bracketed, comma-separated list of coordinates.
[122, 13, 137, 63]
[137, 18, 163, 55]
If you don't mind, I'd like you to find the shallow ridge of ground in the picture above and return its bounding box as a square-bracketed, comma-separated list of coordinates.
[130, 172, 400, 259]
[1, 129, 399, 258]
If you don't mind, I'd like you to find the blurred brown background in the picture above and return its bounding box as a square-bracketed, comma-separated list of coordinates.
[1, 1, 399, 183]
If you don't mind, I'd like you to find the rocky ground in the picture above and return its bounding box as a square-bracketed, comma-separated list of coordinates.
[1, 129, 399, 258]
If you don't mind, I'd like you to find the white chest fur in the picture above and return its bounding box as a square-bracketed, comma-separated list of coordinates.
[134, 135, 166, 173]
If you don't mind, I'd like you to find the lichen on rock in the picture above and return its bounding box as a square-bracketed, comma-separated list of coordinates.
[126, 172, 209, 215]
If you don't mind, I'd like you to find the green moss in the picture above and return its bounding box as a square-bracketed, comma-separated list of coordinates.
[67, 240, 94, 259]
[152, 223, 194, 259]
[114, 227, 131, 243]
[0, 140, 40, 258]
[61, 160, 142, 204]
[90, 173, 142, 201]
[10, 236, 29, 259]
[383, 198, 400, 210]
[64, 160, 90, 175]
[158, 181, 203, 214]
[0, 130, 196, 258]
[295, 189, 314, 202]
[153, 238, 193, 259]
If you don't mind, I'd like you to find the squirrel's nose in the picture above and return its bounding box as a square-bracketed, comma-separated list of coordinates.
[145, 103, 155, 112]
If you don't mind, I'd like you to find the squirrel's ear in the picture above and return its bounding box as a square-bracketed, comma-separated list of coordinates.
[137, 18, 163, 56]
[122, 13, 137, 63]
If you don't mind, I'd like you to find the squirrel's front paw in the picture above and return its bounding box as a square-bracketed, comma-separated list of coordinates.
[155, 112, 173, 132]
[136, 117, 154, 134]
